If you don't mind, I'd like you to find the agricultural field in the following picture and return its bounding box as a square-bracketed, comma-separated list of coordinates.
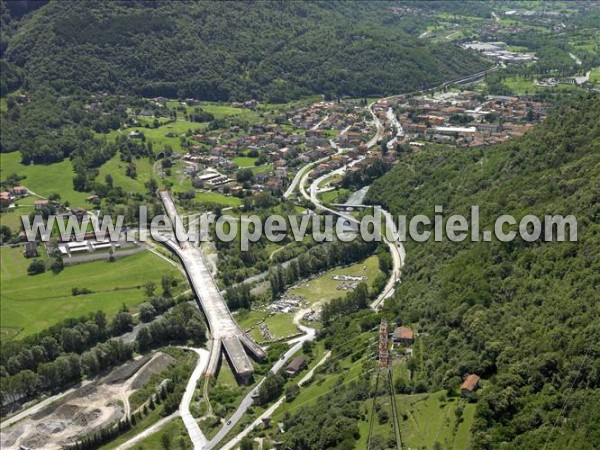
[0, 248, 182, 339]
[0, 152, 91, 207]
[290, 255, 381, 305]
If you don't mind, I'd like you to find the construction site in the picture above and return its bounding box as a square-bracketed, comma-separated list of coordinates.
[0, 352, 176, 450]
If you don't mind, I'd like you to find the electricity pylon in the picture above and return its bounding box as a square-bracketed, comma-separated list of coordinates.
[367, 319, 402, 450]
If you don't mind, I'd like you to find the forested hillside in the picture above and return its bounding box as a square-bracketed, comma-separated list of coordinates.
[0, 0, 488, 101]
[366, 95, 600, 448]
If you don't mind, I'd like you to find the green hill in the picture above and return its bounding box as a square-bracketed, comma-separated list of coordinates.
[365, 94, 600, 448]
[1, 1, 488, 101]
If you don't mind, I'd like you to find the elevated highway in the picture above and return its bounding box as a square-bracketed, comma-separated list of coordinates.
[159, 191, 265, 383]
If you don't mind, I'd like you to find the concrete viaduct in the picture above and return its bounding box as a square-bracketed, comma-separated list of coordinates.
[159, 191, 265, 384]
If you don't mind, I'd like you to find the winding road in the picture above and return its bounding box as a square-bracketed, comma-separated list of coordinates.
[295, 100, 405, 312]
[203, 308, 316, 449]
[219, 349, 332, 450]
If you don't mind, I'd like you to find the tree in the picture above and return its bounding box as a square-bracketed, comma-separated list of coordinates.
[236, 168, 254, 183]
[161, 275, 173, 297]
[139, 303, 157, 323]
[285, 384, 300, 402]
[27, 259, 46, 275]
[145, 178, 158, 195]
[50, 256, 64, 273]
[0, 225, 12, 243]
[240, 437, 253, 450]
[144, 282, 156, 298]
[137, 327, 152, 352]
[257, 372, 285, 405]
[302, 340, 313, 355]
[110, 310, 134, 335]
[378, 408, 389, 424]
[161, 433, 172, 450]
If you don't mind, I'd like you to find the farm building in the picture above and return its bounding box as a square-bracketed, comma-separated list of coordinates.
[392, 325, 414, 345]
[460, 374, 481, 397]
[285, 356, 307, 377]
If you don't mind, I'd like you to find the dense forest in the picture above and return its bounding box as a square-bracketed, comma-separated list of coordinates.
[0, 1, 488, 101]
[365, 95, 600, 448]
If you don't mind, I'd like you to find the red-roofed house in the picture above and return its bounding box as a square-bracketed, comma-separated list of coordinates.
[393, 326, 414, 345]
[11, 186, 28, 197]
[0, 191, 11, 208]
[460, 374, 481, 397]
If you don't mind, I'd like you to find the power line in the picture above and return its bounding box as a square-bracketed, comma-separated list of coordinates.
[543, 349, 592, 449]
[367, 319, 402, 450]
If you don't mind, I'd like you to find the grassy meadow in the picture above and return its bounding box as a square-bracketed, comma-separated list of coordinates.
[0, 152, 91, 207]
[0, 247, 182, 339]
[290, 255, 381, 305]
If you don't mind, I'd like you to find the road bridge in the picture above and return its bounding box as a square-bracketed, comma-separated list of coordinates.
[159, 191, 265, 384]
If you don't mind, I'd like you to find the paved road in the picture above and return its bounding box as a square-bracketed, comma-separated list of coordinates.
[159, 191, 265, 380]
[220, 350, 331, 450]
[179, 347, 210, 449]
[311, 114, 329, 130]
[370, 209, 405, 310]
[300, 101, 404, 312]
[204, 309, 316, 449]
[283, 126, 349, 199]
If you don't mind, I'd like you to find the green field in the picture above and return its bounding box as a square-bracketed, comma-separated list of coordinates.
[0, 152, 91, 207]
[590, 66, 600, 83]
[97, 154, 155, 195]
[195, 191, 242, 207]
[98, 152, 195, 196]
[273, 342, 371, 422]
[121, 417, 192, 450]
[249, 313, 297, 343]
[232, 156, 258, 167]
[215, 357, 239, 388]
[290, 255, 381, 305]
[319, 188, 349, 204]
[357, 391, 476, 449]
[0, 248, 182, 339]
[501, 76, 539, 95]
[507, 45, 530, 52]
[101, 119, 204, 154]
[0, 196, 35, 231]
[236, 309, 269, 332]
[99, 405, 169, 450]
